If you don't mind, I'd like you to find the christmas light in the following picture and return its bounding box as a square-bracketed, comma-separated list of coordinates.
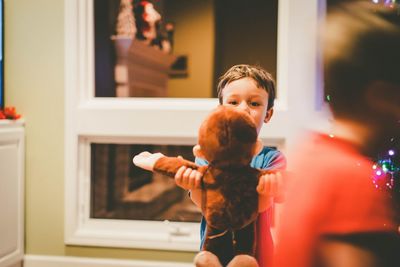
[371, 137, 399, 201]
[371, 0, 399, 8]
[326, 95, 331, 102]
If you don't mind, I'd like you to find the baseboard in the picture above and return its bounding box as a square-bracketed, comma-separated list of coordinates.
[6, 262, 22, 267]
[23, 255, 193, 267]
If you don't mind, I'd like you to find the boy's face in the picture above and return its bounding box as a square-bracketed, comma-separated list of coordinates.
[221, 77, 273, 134]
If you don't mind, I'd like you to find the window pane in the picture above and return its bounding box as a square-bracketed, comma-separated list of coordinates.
[94, 0, 278, 98]
[90, 143, 202, 222]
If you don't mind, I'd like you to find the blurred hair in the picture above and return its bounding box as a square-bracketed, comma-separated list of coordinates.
[314, 233, 400, 267]
[323, 2, 400, 119]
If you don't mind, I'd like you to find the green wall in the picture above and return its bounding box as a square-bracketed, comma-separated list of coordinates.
[5, 0, 194, 262]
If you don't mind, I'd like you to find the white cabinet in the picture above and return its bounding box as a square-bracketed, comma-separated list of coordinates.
[0, 121, 24, 267]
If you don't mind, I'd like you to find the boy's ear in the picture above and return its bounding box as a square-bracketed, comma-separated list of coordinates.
[193, 145, 205, 158]
[264, 108, 274, 123]
[253, 138, 263, 156]
[365, 81, 400, 118]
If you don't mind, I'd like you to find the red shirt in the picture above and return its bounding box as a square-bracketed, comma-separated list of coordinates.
[274, 133, 397, 267]
[256, 209, 274, 267]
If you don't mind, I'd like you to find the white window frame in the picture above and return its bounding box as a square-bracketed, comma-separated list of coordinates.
[65, 0, 328, 251]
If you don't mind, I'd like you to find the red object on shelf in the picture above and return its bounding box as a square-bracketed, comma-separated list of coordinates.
[0, 106, 21, 120]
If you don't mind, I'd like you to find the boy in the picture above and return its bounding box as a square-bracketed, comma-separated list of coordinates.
[273, 2, 400, 267]
[176, 64, 286, 267]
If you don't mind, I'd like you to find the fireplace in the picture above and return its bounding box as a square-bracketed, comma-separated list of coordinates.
[90, 143, 202, 223]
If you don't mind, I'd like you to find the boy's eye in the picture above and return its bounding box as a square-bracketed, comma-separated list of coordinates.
[250, 102, 261, 107]
[228, 101, 238, 105]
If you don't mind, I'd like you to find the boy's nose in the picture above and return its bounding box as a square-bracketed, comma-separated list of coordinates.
[237, 102, 250, 113]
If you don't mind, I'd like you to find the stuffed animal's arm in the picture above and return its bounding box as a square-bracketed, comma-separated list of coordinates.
[153, 156, 203, 178]
[133, 151, 203, 178]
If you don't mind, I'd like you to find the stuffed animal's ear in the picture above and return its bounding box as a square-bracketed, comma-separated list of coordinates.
[193, 144, 205, 158]
[253, 138, 263, 156]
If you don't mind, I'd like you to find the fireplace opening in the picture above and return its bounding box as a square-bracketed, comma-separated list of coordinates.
[90, 143, 202, 222]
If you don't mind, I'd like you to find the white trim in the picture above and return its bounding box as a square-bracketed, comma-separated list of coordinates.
[23, 255, 192, 267]
[275, 0, 290, 110]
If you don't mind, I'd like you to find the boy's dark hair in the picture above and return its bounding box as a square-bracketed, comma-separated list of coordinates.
[217, 64, 276, 110]
[323, 2, 400, 120]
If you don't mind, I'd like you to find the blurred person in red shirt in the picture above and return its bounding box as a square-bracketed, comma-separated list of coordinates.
[274, 2, 400, 267]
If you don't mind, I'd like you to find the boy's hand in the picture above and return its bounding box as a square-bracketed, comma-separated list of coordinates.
[132, 151, 164, 171]
[175, 165, 202, 190]
[257, 171, 284, 199]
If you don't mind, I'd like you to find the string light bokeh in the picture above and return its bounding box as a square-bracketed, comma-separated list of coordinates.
[372, 139, 399, 191]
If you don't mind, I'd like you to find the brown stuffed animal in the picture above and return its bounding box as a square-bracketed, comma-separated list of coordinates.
[133, 105, 276, 266]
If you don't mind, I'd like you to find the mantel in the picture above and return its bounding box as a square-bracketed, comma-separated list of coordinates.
[0, 119, 25, 129]
[114, 38, 177, 97]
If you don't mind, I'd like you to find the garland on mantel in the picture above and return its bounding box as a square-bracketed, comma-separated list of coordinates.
[0, 106, 21, 120]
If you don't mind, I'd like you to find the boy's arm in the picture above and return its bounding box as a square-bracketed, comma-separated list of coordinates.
[174, 166, 203, 208]
[184, 157, 209, 209]
[257, 150, 287, 211]
[257, 171, 285, 212]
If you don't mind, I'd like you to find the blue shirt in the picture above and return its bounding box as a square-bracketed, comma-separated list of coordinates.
[194, 146, 286, 249]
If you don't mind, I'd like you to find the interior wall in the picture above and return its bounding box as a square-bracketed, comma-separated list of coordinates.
[214, 0, 278, 96]
[5, 0, 65, 254]
[5, 0, 194, 262]
[165, 0, 215, 98]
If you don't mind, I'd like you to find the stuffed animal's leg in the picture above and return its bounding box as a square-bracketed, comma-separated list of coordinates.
[233, 222, 256, 255]
[193, 251, 222, 267]
[203, 225, 234, 266]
